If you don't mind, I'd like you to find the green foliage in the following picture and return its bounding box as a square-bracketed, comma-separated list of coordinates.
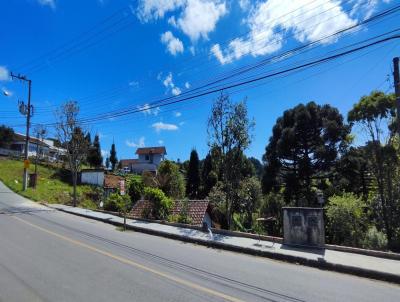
[186, 149, 201, 199]
[109, 143, 117, 171]
[259, 192, 285, 236]
[144, 187, 174, 220]
[326, 193, 367, 247]
[127, 176, 144, 202]
[157, 160, 185, 199]
[207, 182, 228, 228]
[87, 134, 103, 167]
[79, 199, 97, 210]
[262, 102, 350, 206]
[105, 157, 110, 169]
[200, 152, 218, 197]
[168, 200, 193, 224]
[0, 125, 14, 147]
[248, 157, 263, 179]
[104, 193, 120, 212]
[361, 226, 388, 251]
[238, 177, 262, 228]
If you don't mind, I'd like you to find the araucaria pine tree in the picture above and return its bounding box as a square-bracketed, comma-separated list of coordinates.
[186, 149, 201, 199]
[110, 143, 118, 171]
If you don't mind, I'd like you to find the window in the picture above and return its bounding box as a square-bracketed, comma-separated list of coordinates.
[145, 155, 149, 161]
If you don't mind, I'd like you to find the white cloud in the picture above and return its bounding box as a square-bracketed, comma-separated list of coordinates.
[161, 72, 182, 96]
[137, 0, 227, 42]
[212, 0, 356, 64]
[350, 0, 390, 20]
[126, 136, 146, 148]
[158, 140, 164, 145]
[185, 81, 190, 89]
[137, 0, 185, 21]
[152, 122, 179, 132]
[101, 149, 109, 157]
[174, 111, 182, 117]
[137, 103, 160, 116]
[0, 66, 10, 81]
[129, 80, 139, 87]
[239, 0, 250, 10]
[172, 87, 181, 95]
[179, 121, 185, 126]
[37, 0, 56, 9]
[177, 0, 227, 41]
[161, 31, 184, 55]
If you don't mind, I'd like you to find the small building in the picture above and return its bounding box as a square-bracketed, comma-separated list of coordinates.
[120, 146, 167, 174]
[130, 200, 213, 227]
[103, 174, 125, 197]
[81, 169, 105, 186]
[283, 207, 325, 248]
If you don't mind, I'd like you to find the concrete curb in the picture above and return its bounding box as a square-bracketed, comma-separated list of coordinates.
[53, 206, 400, 284]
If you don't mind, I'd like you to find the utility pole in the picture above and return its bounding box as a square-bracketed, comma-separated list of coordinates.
[10, 72, 32, 191]
[394, 57, 400, 136]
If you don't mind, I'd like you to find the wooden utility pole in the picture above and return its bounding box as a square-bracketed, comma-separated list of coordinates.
[10, 73, 32, 191]
[394, 57, 400, 136]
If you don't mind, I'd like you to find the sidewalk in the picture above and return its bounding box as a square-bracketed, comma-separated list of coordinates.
[48, 204, 400, 284]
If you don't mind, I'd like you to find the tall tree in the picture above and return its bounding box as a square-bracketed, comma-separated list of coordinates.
[186, 149, 201, 199]
[262, 102, 350, 206]
[105, 157, 110, 169]
[248, 157, 263, 179]
[348, 91, 399, 248]
[0, 125, 14, 147]
[201, 152, 218, 198]
[110, 143, 117, 171]
[208, 93, 254, 229]
[87, 134, 103, 167]
[55, 101, 89, 206]
[157, 160, 185, 199]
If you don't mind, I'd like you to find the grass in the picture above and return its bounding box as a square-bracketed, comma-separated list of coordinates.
[0, 157, 95, 205]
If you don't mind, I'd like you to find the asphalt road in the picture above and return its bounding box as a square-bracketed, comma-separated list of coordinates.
[0, 183, 399, 302]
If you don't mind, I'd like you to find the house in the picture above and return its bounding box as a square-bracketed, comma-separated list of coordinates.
[103, 174, 125, 197]
[81, 169, 105, 186]
[0, 133, 66, 162]
[120, 146, 167, 174]
[129, 200, 213, 228]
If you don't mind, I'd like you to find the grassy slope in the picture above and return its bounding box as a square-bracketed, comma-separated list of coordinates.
[0, 158, 93, 204]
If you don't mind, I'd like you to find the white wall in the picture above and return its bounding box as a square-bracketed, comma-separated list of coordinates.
[81, 171, 104, 186]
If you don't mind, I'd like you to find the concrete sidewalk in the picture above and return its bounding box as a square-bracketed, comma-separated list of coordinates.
[48, 204, 400, 284]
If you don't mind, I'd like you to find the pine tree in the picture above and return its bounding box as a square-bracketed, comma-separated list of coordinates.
[110, 143, 117, 171]
[186, 149, 201, 199]
[105, 157, 110, 170]
[87, 134, 103, 167]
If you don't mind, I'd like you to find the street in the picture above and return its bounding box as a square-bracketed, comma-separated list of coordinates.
[0, 183, 399, 302]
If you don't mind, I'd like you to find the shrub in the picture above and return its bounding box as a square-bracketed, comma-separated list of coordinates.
[79, 199, 97, 210]
[326, 193, 367, 247]
[144, 187, 174, 220]
[361, 226, 388, 250]
[127, 177, 144, 202]
[258, 192, 285, 236]
[104, 193, 120, 212]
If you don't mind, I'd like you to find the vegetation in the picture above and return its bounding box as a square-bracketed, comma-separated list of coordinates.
[109, 143, 118, 171]
[186, 149, 200, 199]
[0, 158, 93, 205]
[127, 175, 144, 203]
[87, 134, 103, 168]
[144, 187, 173, 220]
[0, 125, 14, 147]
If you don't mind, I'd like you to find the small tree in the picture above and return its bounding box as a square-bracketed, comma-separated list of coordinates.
[105, 157, 110, 169]
[0, 125, 14, 147]
[128, 176, 144, 203]
[144, 187, 174, 220]
[87, 134, 103, 167]
[186, 149, 201, 199]
[55, 101, 89, 207]
[110, 143, 118, 171]
[238, 177, 262, 229]
[157, 160, 185, 198]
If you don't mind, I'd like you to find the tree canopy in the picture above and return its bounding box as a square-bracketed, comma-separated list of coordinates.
[262, 101, 350, 206]
[186, 149, 201, 199]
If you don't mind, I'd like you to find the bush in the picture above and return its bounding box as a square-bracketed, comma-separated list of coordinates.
[326, 193, 367, 247]
[144, 187, 174, 220]
[104, 193, 121, 212]
[127, 177, 144, 202]
[361, 226, 388, 250]
[79, 199, 97, 210]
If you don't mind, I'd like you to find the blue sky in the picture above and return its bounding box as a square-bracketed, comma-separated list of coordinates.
[0, 0, 399, 162]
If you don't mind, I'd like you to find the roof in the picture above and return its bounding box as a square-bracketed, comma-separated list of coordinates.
[13, 133, 48, 147]
[129, 200, 210, 226]
[104, 174, 124, 189]
[135, 147, 166, 155]
[120, 159, 138, 167]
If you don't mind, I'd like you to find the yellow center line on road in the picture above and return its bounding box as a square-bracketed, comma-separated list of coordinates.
[12, 216, 244, 302]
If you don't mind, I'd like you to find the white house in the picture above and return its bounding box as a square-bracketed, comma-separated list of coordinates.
[120, 146, 166, 174]
[0, 133, 66, 162]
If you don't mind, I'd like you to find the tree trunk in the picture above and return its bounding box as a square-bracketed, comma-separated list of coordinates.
[72, 170, 77, 207]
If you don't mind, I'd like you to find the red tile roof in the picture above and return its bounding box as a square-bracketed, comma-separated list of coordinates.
[135, 147, 166, 155]
[129, 200, 210, 226]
